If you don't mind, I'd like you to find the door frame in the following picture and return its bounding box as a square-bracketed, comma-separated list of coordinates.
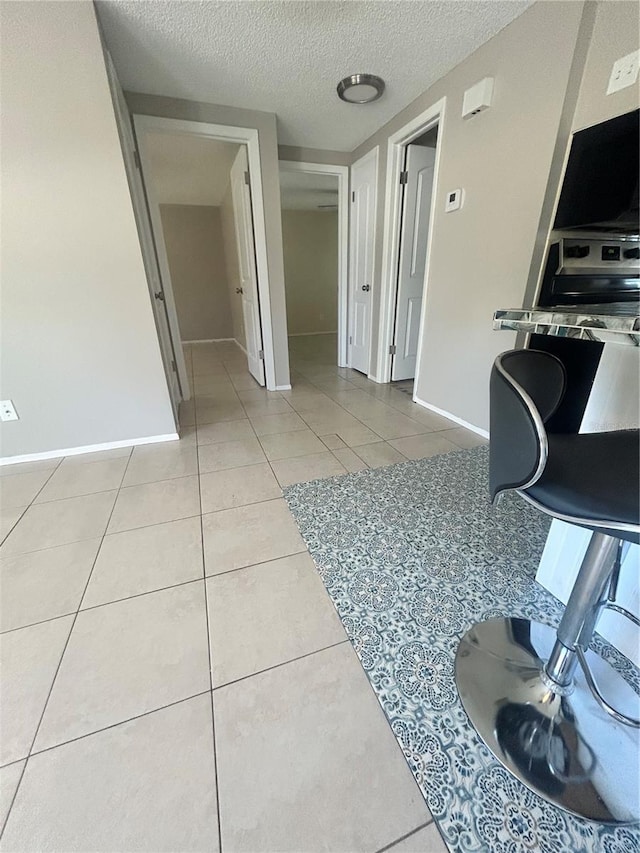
[375, 97, 446, 387]
[132, 114, 277, 391]
[278, 160, 350, 367]
[349, 146, 379, 376]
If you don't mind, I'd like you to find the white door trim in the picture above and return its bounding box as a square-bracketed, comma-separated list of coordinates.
[132, 114, 277, 390]
[349, 146, 379, 376]
[376, 97, 446, 386]
[278, 160, 350, 367]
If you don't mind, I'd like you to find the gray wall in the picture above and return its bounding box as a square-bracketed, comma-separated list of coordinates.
[572, 0, 640, 131]
[126, 92, 290, 389]
[159, 205, 233, 342]
[0, 1, 175, 460]
[352, 1, 588, 432]
[282, 211, 339, 335]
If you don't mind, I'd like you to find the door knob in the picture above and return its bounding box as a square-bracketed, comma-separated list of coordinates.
[236, 287, 243, 295]
[362, 284, 370, 292]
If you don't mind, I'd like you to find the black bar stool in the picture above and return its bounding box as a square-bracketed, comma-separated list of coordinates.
[455, 349, 640, 825]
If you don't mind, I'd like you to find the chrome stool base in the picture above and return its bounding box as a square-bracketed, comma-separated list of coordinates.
[455, 617, 640, 825]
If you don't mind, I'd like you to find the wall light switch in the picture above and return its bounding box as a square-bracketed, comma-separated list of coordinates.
[445, 189, 464, 212]
[607, 50, 640, 95]
[0, 400, 19, 422]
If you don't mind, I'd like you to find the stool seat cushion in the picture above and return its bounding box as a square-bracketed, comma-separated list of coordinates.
[525, 430, 640, 543]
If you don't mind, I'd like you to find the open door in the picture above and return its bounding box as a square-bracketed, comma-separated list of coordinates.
[349, 149, 378, 375]
[391, 145, 435, 381]
[230, 147, 265, 386]
[103, 50, 187, 413]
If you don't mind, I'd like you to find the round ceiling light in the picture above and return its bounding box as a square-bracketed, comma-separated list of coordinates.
[337, 74, 385, 104]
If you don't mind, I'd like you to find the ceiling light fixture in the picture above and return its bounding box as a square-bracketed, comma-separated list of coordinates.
[337, 74, 385, 104]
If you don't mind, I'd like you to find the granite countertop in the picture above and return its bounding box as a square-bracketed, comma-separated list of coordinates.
[493, 305, 640, 346]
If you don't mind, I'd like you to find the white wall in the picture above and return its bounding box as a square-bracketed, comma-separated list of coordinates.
[0, 0, 175, 460]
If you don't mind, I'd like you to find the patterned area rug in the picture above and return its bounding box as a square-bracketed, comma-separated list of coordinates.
[284, 446, 640, 853]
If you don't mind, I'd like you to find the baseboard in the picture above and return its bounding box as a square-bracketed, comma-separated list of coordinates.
[412, 395, 489, 439]
[183, 338, 235, 344]
[288, 331, 338, 337]
[233, 338, 248, 356]
[275, 384, 292, 391]
[0, 433, 179, 467]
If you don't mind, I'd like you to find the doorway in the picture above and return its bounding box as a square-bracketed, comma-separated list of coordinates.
[375, 98, 446, 390]
[135, 118, 270, 394]
[278, 161, 349, 375]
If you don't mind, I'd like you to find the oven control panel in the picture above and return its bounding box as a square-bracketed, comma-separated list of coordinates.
[559, 237, 640, 274]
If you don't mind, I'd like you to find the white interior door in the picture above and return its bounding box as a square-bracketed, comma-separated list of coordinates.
[349, 149, 378, 375]
[230, 147, 265, 385]
[104, 51, 186, 414]
[392, 145, 436, 381]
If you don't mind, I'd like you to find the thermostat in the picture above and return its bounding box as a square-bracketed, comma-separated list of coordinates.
[445, 188, 464, 212]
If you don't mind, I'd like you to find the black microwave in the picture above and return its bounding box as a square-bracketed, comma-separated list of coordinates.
[554, 109, 639, 232]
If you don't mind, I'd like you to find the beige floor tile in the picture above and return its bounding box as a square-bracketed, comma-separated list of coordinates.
[333, 447, 370, 473]
[191, 357, 228, 378]
[82, 518, 203, 609]
[179, 399, 196, 427]
[249, 411, 307, 437]
[1, 539, 100, 632]
[200, 463, 281, 514]
[0, 616, 74, 765]
[271, 452, 347, 487]
[196, 418, 254, 446]
[237, 388, 281, 404]
[198, 437, 266, 474]
[354, 442, 407, 469]
[178, 426, 197, 445]
[192, 374, 235, 394]
[242, 397, 293, 417]
[0, 492, 117, 557]
[196, 401, 247, 425]
[334, 423, 382, 447]
[297, 410, 361, 436]
[194, 389, 241, 409]
[214, 643, 430, 853]
[228, 373, 263, 391]
[259, 429, 326, 462]
[202, 498, 305, 575]
[35, 457, 128, 503]
[2, 696, 219, 853]
[0, 760, 25, 829]
[108, 477, 199, 534]
[392, 403, 459, 432]
[0, 507, 26, 544]
[319, 433, 346, 450]
[443, 427, 489, 449]
[207, 552, 345, 686]
[34, 583, 210, 752]
[389, 432, 459, 460]
[0, 471, 53, 509]
[0, 460, 58, 478]
[122, 443, 197, 487]
[387, 822, 446, 852]
[364, 414, 430, 439]
[59, 447, 132, 467]
[285, 391, 332, 412]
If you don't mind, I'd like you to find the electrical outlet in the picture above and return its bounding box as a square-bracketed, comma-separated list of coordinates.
[0, 400, 19, 422]
[607, 50, 640, 95]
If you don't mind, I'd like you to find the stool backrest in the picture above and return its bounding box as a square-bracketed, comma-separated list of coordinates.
[490, 350, 566, 502]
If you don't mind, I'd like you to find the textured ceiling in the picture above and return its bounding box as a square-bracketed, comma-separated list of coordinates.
[97, 0, 533, 151]
[280, 169, 338, 210]
[144, 132, 239, 205]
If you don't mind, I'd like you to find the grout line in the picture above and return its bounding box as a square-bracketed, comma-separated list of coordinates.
[10, 690, 212, 766]
[374, 820, 434, 853]
[195, 365, 225, 853]
[212, 638, 350, 692]
[0, 458, 64, 547]
[0, 448, 133, 840]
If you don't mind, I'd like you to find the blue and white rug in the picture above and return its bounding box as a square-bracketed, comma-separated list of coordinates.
[284, 446, 640, 853]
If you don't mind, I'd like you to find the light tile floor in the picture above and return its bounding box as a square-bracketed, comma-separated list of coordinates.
[0, 335, 486, 852]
